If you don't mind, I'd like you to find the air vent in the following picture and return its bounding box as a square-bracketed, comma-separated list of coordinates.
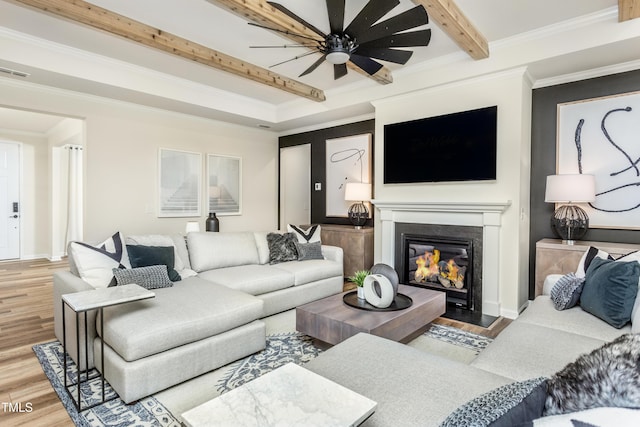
[0, 67, 30, 78]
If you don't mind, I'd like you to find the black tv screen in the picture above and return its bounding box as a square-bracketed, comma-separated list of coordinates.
[384, 106, 497, 184]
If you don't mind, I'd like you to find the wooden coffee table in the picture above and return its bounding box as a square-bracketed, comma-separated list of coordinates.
[296, 285, 446, 345]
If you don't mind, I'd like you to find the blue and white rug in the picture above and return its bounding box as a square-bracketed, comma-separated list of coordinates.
[35, 325, 491, 425]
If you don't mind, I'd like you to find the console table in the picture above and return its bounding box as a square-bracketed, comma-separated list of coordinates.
[320, 224, 374, 278]
[534, 239, 640, 297]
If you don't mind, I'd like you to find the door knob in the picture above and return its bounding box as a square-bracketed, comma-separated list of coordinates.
[9, 215, 18, 218]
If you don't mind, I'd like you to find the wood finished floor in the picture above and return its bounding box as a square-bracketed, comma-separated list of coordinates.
[0, 259, 510, 426]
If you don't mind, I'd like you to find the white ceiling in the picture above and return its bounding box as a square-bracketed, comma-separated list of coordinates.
[0, 0, 635, 132]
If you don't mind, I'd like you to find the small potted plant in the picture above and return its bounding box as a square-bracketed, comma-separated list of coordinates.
[349, 270, 370, 300]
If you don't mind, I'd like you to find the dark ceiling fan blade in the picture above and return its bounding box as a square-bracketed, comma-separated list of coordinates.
[344, 0, 399, 39]
[267, 2, 326, 37]
[334, 63, 348, 79]
[358, 29, 431, 49]
[354, 47, 413, 64]
[357, 5, 429, 45]
[326, 0, 345, 34]
[299, 54, 327, 77]
[349, 54, 384, 76]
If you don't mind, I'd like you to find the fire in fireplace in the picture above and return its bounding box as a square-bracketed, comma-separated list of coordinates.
[403, 235, 473, 309]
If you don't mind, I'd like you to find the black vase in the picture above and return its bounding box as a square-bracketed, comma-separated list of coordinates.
[205, 212, 219, 232]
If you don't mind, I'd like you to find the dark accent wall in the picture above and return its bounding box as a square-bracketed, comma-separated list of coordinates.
[529, 69, 640, 298]
[279, 119, 375, 228]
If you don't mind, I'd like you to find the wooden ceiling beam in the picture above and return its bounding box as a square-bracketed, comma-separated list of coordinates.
[11, 0, 326, 102]
[619, 0, 640, 21]
[207, 0, 393, 84]
[413, 0, 489, 60]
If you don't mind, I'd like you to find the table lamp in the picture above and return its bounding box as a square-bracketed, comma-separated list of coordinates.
[544, 174, 596, 245]
[344, 183, 371, 229]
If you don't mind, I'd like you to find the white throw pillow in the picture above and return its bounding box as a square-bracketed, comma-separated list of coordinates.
[575, 246, 611, 279]
[68, 231, 131, 289]
[287, 224, 321, 243]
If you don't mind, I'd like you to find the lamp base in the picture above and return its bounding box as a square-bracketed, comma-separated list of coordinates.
[551, 205, 589, 243]
[348, 202, 369, 228]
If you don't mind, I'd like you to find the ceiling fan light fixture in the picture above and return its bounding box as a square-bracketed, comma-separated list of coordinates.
[326, 50, 350, 64]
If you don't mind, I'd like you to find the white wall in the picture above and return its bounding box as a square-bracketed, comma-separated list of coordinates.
[1, 79, 279, 249]
[372, 68, 533, 317]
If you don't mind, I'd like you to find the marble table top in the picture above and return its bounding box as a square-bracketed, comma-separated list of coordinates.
[181, 362, 377, 427]
[62, 284, 155, 312]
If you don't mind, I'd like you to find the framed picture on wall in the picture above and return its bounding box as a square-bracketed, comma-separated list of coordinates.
[557, 90, 640, 229]
[158, 148, 202, 217]
[325, 133, 372, 217]
[207, 154, 242, 215]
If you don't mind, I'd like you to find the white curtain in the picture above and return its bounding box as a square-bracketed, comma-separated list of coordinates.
[65, 145, 83, 245]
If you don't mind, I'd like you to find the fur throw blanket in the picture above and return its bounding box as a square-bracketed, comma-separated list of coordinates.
[545, 334, 640, 416]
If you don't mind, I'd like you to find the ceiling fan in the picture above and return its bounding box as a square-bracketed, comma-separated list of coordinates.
[250, 0, 432, 80]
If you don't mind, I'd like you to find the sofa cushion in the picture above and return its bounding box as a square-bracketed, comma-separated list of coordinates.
[287, 224, 321, 243]
[197, 265, 295, 295]
[187, 232, 259, 272]
[126, 234, 196, 278]
[518, 296, 631, 342]
[68, 231, 131, 289]
[112, 265, 173, 290]
[295, 241, 324, 261]
[253, 232, 272, 265]
[305, 333, 512, 427]
[126, 244, 181, 282]
[99, 277, 263, 361]
[581, 257, 640, 328]
[271, 259, 343, 286]
[471, 322, 605, 381]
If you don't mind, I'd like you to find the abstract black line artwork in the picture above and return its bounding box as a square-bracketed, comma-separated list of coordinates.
[558, 91, 640, 229]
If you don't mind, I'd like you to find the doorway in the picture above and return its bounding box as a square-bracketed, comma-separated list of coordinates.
[0, 141, 20, 260]
[280, 144, 311, 228]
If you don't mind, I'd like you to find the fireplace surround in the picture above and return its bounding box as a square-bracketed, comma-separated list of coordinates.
[373, 200, 511, 317]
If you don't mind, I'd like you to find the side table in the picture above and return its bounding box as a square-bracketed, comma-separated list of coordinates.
[320, 224, 374, 278]
[62, 284, 155, 411]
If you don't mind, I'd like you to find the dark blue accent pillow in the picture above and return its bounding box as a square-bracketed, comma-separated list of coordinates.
[580, 257, 640, 328]
[126, 245, 181, 282]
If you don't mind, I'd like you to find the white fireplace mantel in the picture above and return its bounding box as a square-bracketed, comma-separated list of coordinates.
[372, 200, 512, 317]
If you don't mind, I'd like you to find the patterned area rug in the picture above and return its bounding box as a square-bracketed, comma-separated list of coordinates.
[34, 325, 491, 425]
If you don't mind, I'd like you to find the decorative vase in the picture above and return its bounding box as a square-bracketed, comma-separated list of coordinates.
[205, 212, 219, 232]
[363, 274, 395, 308]
[357, 286, 365, 299]
[370, 263, 399, 296]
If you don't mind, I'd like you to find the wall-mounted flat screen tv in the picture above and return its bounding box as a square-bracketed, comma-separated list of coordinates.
[384, 106, 497, 184]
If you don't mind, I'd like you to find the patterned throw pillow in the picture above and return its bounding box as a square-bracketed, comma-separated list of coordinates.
[550, 273, 585, 310]
[68, 231, 131, 288]
[112, 265, 173, 290]
[295, 241, 324, 261]
[575, 246, 612, 279]
[287, 224, 321, 243]
[440, 377, 548, 427]
[267, 232, 298, 264]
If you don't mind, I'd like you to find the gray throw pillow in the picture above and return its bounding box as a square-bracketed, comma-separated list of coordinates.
[545, 334, 640, 416]
[267, 232, 298, 264]
[580, 257, 640, 328]
[440, 377, 548, 427]
[295, 241, 324, 261]
[112, 265, 173, 290]
[550, 273, 585, 310]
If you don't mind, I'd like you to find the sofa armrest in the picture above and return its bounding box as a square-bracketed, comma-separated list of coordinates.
[321, 245, 343, 265]
[53, 270, 97, 370]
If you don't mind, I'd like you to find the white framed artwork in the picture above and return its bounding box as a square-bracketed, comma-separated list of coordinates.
[325, 134, 371, 217]
[207, 154, 242, 216]
[158, 148, 202, 217]
[557, 90, 640, 229]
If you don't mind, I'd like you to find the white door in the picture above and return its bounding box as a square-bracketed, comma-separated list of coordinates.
[280, 144, 311, 228]
[0, 142, 20, 260]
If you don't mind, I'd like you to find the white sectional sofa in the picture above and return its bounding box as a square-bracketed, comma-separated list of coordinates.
[53, 230, 343, 403]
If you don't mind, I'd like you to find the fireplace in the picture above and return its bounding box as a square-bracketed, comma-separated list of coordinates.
[404, 235, 473, 309]
[395, 223, 483, 312]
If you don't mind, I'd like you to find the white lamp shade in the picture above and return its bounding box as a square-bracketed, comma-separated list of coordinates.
[545, 174, 596, 203]
[345, 183, 371, 201]
[185, 221, 200, 233]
